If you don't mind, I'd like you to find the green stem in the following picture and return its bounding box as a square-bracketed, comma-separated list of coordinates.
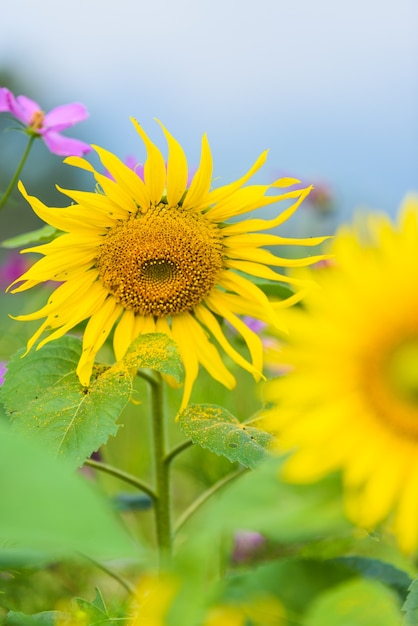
[81, 552, 137, 596]
[174, 468, 248, 535]
[0, 133, 36, 211]
[84, 458, 157, 502]
[164, 439, 194, 466]
[149, 374, 172, 562]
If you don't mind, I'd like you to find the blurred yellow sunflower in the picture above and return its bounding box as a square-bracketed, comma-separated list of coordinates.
[9, 119, 327, 408]
[264, 194, 418, 552]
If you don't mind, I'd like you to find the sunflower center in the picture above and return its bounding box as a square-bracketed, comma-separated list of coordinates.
[365, 334, 418, 439]
[384, 340, 418, 406]
[96, 203, 224, 317]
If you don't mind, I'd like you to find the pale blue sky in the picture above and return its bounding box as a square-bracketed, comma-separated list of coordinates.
[0, 0, 417, 226]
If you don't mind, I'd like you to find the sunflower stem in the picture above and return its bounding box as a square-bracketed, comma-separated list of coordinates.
[0, 134, 36, 211]
[174, 468, 248, 536]
[84, 458, 157, 501]
[149, 373, 172, 565]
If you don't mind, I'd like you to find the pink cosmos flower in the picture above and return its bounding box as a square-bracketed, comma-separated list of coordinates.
[0, 362, 6, 386]
[0, 251, 30, 288]
[0, 88, 91, 157]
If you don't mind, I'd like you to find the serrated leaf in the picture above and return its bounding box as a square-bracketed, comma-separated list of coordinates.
[304, 579, 402, 626]
[1, 336, 132, 467]
[76, 587, 108, 621]
[1, 225, 61, 248]
[177, 404, 273, 468]
[402, 579, 418, 625]
[115, 332, 183, 382]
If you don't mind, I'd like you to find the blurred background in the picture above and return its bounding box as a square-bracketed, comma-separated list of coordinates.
[0, 0, 417, 240]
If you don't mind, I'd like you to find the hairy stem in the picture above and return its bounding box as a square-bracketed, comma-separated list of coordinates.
[84, 458, 157, 501]
[164, 439, 194, 466]
[149, 374, 172, 562]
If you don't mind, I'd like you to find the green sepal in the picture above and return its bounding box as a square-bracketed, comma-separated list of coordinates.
[176, 403, 273, 468]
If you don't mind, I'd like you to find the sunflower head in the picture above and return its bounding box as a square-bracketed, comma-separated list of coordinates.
[9, 119, 329, 409]
[264, 194, 418, 552]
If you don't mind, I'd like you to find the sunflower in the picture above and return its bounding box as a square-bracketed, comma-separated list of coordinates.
[264, 195, 418, 552]
[8, 119, 327, 408]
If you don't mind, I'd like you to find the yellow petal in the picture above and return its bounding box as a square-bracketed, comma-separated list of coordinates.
[12, 270, 99, 321]
[221, 186, 312, 234]
[130, 118, 166, 205]
[224, 232, 331, 248]
[93, 145, 150, 210]
[77, 298, 122, 385]
[182, 133, 213, 211]
[171, 315, 199, 411]
[205, 293, 264, 376]
[226, 245, 329, 268]
[156, 120, 188, 207]
[113, 309, 137, 360]
[195, 304, 260, 377]
[205, 150, 268, 207]
[207, 186, 307, 223]
[185, 313, 236, 389]
[225, 259, 312, 287]
[217, 270, 272, 311]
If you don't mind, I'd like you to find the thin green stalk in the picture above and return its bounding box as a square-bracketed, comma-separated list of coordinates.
[84, 458, 157, 501]
[81, 552, 137, 596]
[174, 468, 248, 535]
[0, 133, 36, 210]
[164, 439, 194, 466]
[149, 374, 172, 562]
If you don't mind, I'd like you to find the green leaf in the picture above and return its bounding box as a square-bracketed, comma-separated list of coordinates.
[304, 579, 402, 626]
[1, 225, 61, 248]
[76, 587, 108, 622]
[116, 332, 183, 382]
[402, 579, 418, 625]
[335, 556, 412, 596]
[253, 280, 296, 301]
[5, 611, 64, 625]
[0, 420, 137, 559]
[1, 336, 132, 467]
[177, 404, 273, 468]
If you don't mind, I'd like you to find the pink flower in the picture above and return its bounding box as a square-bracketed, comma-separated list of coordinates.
[0, 362, 6, 386]
[0, 88, 91, 157]
[0, 251, 30, 288]
[232, 530, 266, 563]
